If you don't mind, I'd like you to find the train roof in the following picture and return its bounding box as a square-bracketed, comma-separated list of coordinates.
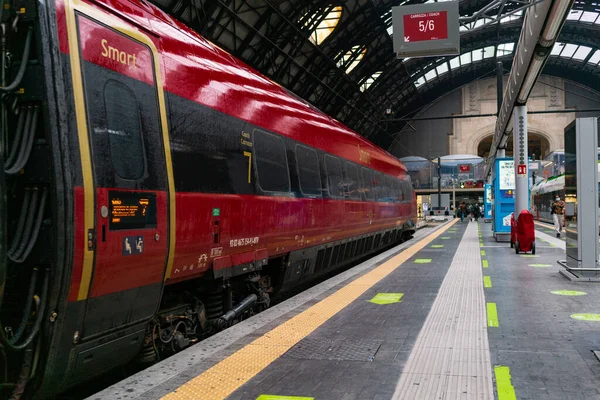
[96, 0, 407, 178]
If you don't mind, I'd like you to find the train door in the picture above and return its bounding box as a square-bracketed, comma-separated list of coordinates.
[69, 10, 174, 337]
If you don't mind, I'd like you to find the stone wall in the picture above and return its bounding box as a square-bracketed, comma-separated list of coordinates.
[391, 75, 600, 158]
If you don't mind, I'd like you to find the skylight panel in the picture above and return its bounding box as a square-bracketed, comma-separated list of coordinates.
[449, 56, 460, 69]
[587, 50, 600, 65]
[472, 49, 483, 62]
[483, 46, 495, 59]
[551, 42, 564, 56]
[567, 10, 583, 20]
[560, 43, 578, 58]
[414, 77, 425, 88]
[360, 71, 383, 92]
[460, 52, 472, 65]
[497, 43, 514, 56]
[581, 11, 599, 23]
[424, 69, 437, 82]
[573, 45, 592, 61]
[303, 5, 342, 45]
[436, 62, 449, 76]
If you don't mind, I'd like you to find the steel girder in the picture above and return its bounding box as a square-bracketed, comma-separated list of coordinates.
[147, 0, 600, 150]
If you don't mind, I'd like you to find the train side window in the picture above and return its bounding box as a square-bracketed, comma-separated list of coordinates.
[324, 155, 343, 198]
[295, 144, 321, 196]
[361, 167, 373, 200]
[103, 80, 146, 180]
[373, 172, 383, 201]
[253, 129, 290, 193]
[402, 181, 411, 202]
[345, 162, 360, 200]
[396, 179, 404, 202]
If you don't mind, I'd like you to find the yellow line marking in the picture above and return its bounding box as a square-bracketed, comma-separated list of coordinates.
[494, 366, 517, 400]
[487, 302, 499, 327]
[482, 260, 488, 268]
[161, 220, 458, 399]
[483, 276, 492, 288]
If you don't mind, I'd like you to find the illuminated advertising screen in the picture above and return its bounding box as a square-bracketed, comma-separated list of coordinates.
[498, 160, 515, 190]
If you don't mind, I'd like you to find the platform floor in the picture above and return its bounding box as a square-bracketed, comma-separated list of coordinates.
[93, 220, 600, 400]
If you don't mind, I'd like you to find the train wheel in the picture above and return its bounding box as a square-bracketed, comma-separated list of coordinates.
[515, 241, 520, 254]
[532, 242, 536, 255]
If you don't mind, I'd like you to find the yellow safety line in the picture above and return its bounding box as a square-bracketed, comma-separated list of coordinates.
[494, 366, 517, 400]
[161, 220, 458, 400]
[487, 302, 499, 327]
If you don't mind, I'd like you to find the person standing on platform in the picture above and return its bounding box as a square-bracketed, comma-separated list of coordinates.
[551, 196, 565, 237]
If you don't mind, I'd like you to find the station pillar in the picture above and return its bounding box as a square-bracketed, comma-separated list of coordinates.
[513, 106, 528, 216]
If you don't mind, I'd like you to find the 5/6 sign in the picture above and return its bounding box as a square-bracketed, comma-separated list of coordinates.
[403, 11, 448, 42]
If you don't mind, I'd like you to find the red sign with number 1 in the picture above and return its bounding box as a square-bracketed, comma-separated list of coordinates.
[517, 164, 527, 175]
[403, 11, 448, 43]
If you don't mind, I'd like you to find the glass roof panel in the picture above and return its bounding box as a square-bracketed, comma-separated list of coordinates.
[551, 42, 564, 56]
[588, 50, 600, 65]
[436, 62, 449, 75]
[483, 46, 495, 58]
[581, 11, 599, 23]
[560, 43, 578, 58]
[460, 52, 472, 65]
[449, 57, 460, 70]
[573, 45, 592, 61]
[337, 46, 367, 74]
[472, 49, 483, 62]
[414, 77, 425, 88]
[424, 69, 437, 82]
[304, 5, 342, 45]
[360, 71, 383, 92]
[568, 10, 583, 20]
[497, 43, 514, 56]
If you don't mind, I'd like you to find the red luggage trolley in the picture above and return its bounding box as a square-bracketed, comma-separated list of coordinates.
[514, 210, 535, 254]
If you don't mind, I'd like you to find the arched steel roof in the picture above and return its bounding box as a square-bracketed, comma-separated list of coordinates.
[147, 0, 600, 152]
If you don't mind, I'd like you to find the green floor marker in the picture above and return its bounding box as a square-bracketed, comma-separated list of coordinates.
[369, 293, 404, 304]
[440, 237, 451, 239]
[494, 366, 517, 400]
[482, 260, 489, 268]
[481, 250, 486, 256]
[552, 290, 587, 296]
[431, 244, 444, 248]
[571, 313, 600, 321]
[520, 254, 539, 258]
[483, 276, 492, 288]
[530, 264, 552, 267]
[487, 303, 499, 327]
[257, 396, 314, 400]
[414, 258, 432, 264]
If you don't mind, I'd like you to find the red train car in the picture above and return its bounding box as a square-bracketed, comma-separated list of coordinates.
[0, 0, 416, 397]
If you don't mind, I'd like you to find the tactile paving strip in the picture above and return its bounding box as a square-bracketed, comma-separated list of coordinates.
[282, 339, 383, 361]
[392, 222, 494, 399]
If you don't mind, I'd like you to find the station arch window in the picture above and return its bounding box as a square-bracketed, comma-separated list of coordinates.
[253, 129, 290, 193]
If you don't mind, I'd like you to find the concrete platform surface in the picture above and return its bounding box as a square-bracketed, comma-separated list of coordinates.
[91, 220, 600, 400]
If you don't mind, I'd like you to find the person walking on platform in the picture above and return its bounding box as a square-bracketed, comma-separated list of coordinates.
[551, 195, 565, 237]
